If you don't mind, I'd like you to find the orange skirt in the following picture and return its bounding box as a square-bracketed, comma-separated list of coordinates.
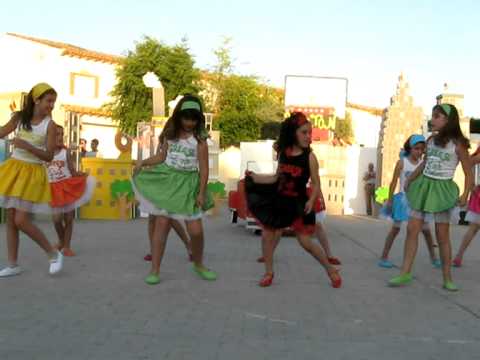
[50, 175, 95, 213]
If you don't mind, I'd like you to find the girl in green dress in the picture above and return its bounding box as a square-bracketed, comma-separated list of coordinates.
[389, 104, 473, 291]
[132, 95, 216, 285]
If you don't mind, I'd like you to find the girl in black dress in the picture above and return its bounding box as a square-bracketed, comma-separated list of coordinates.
[246, 112, 341, 288]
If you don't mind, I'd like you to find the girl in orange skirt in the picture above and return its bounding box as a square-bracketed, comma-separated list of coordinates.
[47, 125, 95, 256]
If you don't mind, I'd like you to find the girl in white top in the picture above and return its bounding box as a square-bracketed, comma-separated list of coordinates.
[378, 135, 439, 269]
[389, 104, 473, 291]
[0, 83, 63, 277]
[133, 95, 216, 285]
[47, 125, 95, 257]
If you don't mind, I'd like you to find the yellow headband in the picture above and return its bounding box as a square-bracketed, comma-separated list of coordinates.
[31, 83, 54, 101]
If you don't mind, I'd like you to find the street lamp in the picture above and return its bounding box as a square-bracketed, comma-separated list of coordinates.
[142, 72, 165, 117]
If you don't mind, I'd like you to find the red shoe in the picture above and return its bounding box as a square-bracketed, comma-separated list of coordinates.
[144, 254, 152, 261]
[62, 248, 76, 257]
[328, 268, 342, 288]
[259, 273, 274, 287]
[328, 257, 341, 265]
[452, 258, 462, 267]
[257, 256, 266, 263]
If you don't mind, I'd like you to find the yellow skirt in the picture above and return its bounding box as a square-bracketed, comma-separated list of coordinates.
[0, 158, 52, 213]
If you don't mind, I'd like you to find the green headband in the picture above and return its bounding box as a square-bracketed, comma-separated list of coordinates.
[31, 82, 54, 101]
[180, 100, 201, 112]
[440, 104, 451, 117]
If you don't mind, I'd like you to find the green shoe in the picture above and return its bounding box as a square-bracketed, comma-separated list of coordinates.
[388, 273, 413, 287]
[193, 265, 217, 281]
[145, 273, 160, 285]
[443, 281, 459, 292]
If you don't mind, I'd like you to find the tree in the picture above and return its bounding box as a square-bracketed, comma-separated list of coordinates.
[215, 110, 261, 147]
[107, 36, 200, 135]
[334, 111, 354, 143]
[205, 38, 284, 147]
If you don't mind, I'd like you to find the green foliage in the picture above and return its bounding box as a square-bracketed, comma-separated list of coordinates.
[106, 36, 200, 135]
[334, 111, 354, 142]
[111, 180, 134, 201]
[261, 121, 282, 140]
[205, 38, 284, 148]
[215, 110, 261, 147]
[207, 181, 226, 197]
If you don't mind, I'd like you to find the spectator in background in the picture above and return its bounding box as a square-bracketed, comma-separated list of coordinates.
[85, 138, 102, 158]
[79, 138, 87, 158]
[363, 163, 376, 216]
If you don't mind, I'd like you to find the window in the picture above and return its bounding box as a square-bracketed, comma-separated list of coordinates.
[70, 72, 99, 98]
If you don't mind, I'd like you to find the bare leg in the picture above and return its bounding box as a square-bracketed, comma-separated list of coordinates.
[436, 222, 453, 283]
[262, 229, 282, 275]
[6, 209, 20, 266]
[400, 218, 423, 274]
[14, 210, 55, 257]
[296, 233, 332, 269]
[150, 216, 171, 275]
[53, 213, 65, 249]
[62, 211, 75, 249]
[147, 214, 155, 254]
[381, 226, 400, 260]
[454, 223, 480, 263]
[315, 222, 334, 258]
[184, 219, 205, 267]
[171, 219, 192, 256]
[296, 233, 341, 287]
[421, 228, 437, 262]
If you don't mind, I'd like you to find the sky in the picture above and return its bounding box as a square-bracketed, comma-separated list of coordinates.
[1, 0, 479, 116]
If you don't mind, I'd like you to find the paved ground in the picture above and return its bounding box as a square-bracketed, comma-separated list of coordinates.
[1, 208, 480, 360]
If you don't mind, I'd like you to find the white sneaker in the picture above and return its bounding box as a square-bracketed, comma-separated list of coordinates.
[0, 266, 22, 277]
[49, 251, 64, 275]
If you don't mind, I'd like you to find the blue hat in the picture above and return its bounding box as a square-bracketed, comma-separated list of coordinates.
[409, 134, 425, 147]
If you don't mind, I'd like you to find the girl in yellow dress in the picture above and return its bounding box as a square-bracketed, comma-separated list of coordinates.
[0, 83, 64, 277]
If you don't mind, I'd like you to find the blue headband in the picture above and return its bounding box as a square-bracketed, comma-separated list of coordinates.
[409, 134, 425, 147]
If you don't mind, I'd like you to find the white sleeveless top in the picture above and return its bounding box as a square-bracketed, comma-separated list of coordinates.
[11, 116, 51, 164]
[164, 136, 199, 171]
[47, 149, 72, 183]
[399, 157, 421, 192]
[423, 139, 458, 180]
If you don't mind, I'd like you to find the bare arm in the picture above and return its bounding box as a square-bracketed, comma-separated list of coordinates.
[14, 121, 55, 162]
[458, 144, 473, 206]
[66, 149, 83, 176]
[0, 113, 20, 139]
[471, 153, 480, 166]
[388, 160, 403, 202]
[405, 160, 425, 189]
[138, 141, 168, 167]
[198, 140, 209, 195]
[308, 152, 320, 203]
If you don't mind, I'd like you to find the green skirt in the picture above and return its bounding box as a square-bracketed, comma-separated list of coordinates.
[132, 163, 214, 220]
[407, 174, 459, 213]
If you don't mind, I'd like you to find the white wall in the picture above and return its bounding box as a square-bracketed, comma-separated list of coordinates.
[344, 145, 378, 215]
[350, 108, 382, 148]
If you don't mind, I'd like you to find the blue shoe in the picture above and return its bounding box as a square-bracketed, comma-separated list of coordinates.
[378, 259, 394, 268]
[432, 259, 442, 268]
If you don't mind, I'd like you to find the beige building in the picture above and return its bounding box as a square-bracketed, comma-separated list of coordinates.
[377, 74, 424, 188]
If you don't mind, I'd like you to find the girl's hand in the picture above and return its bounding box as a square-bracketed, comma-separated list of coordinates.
[196, 192, 206, 209]
[12, 138, 32, 151]
[458, 194, 469, 208]
[305, 198, 315, 214]
[133, 160, 143, 175]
